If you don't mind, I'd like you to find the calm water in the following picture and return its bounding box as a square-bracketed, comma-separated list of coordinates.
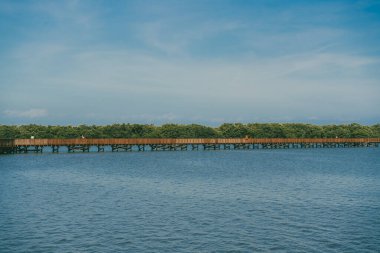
[0, 148, 379, 252]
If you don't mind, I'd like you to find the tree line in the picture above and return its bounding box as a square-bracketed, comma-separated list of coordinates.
[0, 123, 379, 139]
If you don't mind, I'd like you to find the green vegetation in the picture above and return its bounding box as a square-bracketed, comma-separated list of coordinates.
[1, 123, 379, 139]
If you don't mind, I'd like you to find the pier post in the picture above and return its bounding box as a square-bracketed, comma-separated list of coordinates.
[52, 146, 59, 153]
[191, 144, 199, 150]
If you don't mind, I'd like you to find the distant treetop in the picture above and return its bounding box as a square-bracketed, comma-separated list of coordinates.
[0, 123, 379, 139]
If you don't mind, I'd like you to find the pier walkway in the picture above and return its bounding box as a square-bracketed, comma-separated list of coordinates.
[1, 138, 379, 154]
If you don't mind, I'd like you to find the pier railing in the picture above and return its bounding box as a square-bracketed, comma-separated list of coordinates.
[2, 137, 380, 145]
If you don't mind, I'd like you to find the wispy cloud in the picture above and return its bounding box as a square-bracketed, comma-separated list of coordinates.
[135, 19, 244, 55]
[4, 109, 48, 118]
[34, 0, 96, 28]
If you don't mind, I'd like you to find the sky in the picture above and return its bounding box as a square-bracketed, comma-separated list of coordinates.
[0, 0, 379, 126]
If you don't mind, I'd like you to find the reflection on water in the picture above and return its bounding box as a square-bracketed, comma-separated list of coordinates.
[1, 149, 379, 252]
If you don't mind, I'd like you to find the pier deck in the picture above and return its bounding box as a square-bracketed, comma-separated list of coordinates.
[0, 138, 379, 154]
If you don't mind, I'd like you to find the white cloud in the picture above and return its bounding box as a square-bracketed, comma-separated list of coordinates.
[4, 109, 48, 118]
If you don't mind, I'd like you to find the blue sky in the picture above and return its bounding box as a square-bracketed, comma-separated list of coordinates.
[0, 0, 379, 125]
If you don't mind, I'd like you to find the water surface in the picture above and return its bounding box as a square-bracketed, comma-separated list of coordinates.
[0, 148, 379, 252]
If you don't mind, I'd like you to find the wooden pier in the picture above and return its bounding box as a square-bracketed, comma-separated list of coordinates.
[0, 138, 379, 154]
